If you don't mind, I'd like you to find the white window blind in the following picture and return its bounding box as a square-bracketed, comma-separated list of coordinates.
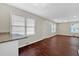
[12, 15, 25, 35]
[26, 18, 35, 36]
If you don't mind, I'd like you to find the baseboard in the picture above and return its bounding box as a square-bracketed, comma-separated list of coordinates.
[19, 34, 56, 48]
[56, 34, 79, 38]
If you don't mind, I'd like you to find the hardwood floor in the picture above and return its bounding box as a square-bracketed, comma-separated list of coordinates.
[19, 35, 79, 56]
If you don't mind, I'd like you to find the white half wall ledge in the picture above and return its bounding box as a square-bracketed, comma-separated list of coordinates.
[19, 34, 56, 48]
[0, 41, 18, 56]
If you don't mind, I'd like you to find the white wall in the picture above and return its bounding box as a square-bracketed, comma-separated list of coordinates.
[0, 41, 18, 56]
[0, 4, 10, 33]
[0, 4, 18, 56]
[57, 22, 79, 36]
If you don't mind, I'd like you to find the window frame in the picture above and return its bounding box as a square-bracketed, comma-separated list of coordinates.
[26, 18, 35, 36]
[51, 23, 56, 33]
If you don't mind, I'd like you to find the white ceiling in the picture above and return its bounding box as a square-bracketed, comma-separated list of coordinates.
[7, 3, 79, 23]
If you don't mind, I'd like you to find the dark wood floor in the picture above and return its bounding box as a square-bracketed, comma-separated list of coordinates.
[19, 35, 79, 56]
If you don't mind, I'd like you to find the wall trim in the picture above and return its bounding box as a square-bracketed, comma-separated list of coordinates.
[56, 34, 79, 38]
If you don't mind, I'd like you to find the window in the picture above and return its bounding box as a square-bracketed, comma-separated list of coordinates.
[26, 18, 35, 36]
[12, 15, 35, 39]
[12, 15, 25, 38]
[51, 23, 56, 33]
[71, 23, 79, 33]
